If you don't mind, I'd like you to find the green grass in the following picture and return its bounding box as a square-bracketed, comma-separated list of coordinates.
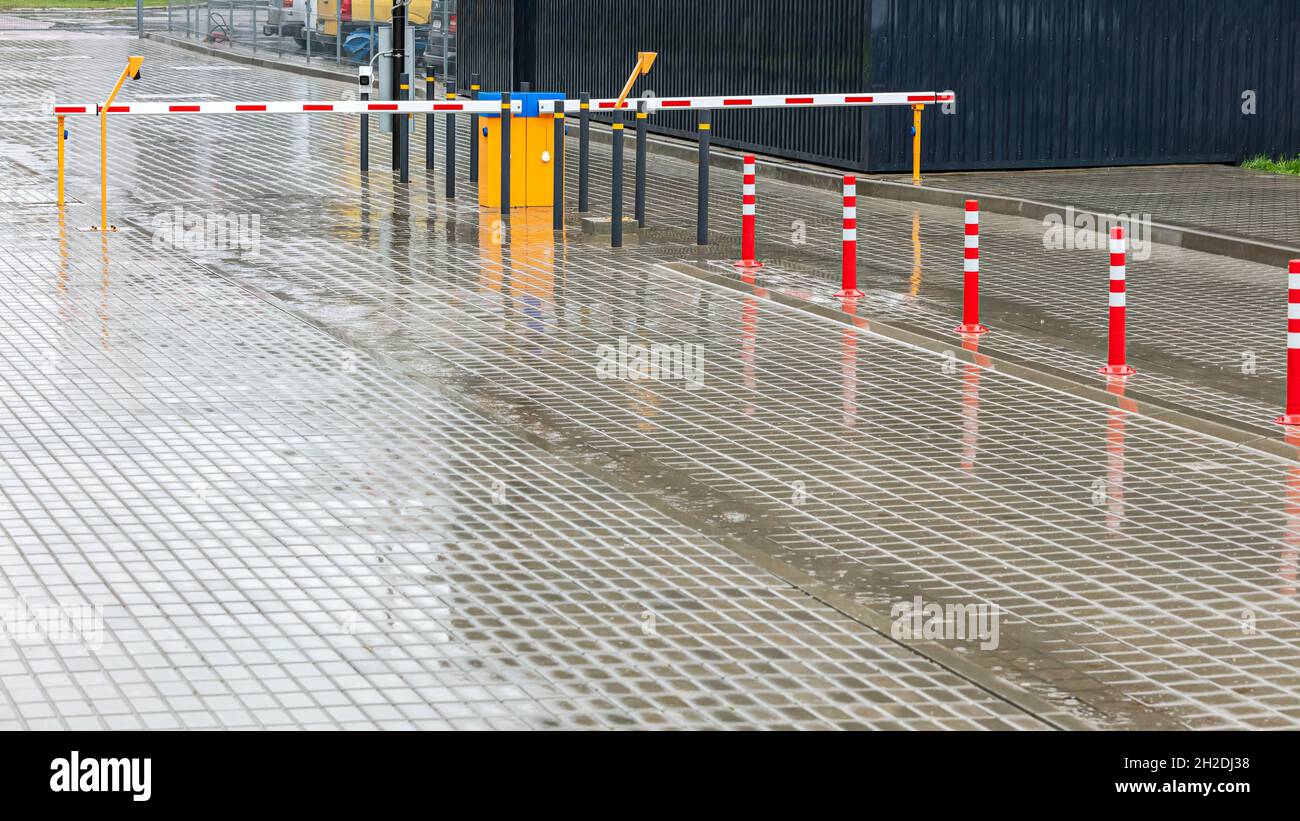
[0, 0, 167, 8]
[1243, 154, 1300, 176]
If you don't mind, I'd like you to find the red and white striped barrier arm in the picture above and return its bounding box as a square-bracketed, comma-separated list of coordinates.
[59, 92, 952, 117]
[48, 99, 518, 116]
[540, 91, 954, 114]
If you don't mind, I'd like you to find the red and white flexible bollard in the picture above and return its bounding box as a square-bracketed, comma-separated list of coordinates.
[735, 154, 763, 269]
[835, 175, 865, 298]
[954, 199, 989, 334]
[1099, 225, 1135, 377]
[1276, 260, 1300, 425]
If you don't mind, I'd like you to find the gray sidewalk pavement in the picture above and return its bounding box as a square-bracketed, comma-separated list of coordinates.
[6, 33, 1300, 730]
[881, 164, 1300, 252]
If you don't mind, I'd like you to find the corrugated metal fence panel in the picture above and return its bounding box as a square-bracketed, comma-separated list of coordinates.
[468, 0, 874, 169]
[868, 0, 1300, 172]
[458, 0, 513, 92]
[461, 0, 1299, 173]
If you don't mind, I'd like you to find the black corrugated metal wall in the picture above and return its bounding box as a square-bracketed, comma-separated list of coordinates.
[458, 0, 514, 92]
[459, 0, 1300, 172]
[460, 0, 874, 168]
[872, 0, 1300, 171]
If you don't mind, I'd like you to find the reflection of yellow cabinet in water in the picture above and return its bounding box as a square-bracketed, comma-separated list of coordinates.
[476, 92, 564, 209]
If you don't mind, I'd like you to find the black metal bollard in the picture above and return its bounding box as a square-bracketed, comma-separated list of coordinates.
[425, 71, 436, 171]
[611, 111, 624, 248]
[468, 73, 480, 183]
[635, 100, 648, 227]
[445, 79, 456, 197]
[399, 72, 410, 184]
[696, 109, 711, 245]
[578, 92, 590, 213]
[360, 87, 369, 174]
[500, 91, 511, 216]
[390, 78, 399, 171]
[553, 109, 565, 230]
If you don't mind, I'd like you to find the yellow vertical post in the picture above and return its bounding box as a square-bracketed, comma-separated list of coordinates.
[56, 115, 65, 207]
[99, 55, 144, 232]
[911, 104, 924, 185]
[100, 107, 109, 229]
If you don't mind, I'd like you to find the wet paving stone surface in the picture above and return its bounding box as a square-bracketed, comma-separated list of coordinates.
[2, 34, 1299, 729]
[0, 195, 1057, 733]
[882, 164, 1300, 250]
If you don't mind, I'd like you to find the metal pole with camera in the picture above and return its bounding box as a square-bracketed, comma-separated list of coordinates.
[391, 1, 406, 172]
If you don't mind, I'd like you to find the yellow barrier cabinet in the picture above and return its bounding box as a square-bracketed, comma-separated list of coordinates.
[477, 92, 564, 208]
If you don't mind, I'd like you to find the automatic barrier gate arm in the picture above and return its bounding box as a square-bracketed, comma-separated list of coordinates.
[540, 90, 954, 186]
[538, 91, 954, 114]
[53, 99, 521, 116]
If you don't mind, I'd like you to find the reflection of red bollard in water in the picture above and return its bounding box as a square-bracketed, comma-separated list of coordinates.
[1276, 261, 1300, 425]
[741, 295, 758, 416]
[954, 200, 989, 334]
[959, 336, 983, 472]
[835, 175, 865, 298]
[735, 155, 763, 269]
[1099, 225, 1136, 376]
[1283, 462, 1300, 595]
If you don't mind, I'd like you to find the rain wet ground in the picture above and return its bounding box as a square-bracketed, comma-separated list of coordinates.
[3, 214, 1058, 730]
[879, 164, 1300, 251]
[2, 32, 1300, 730]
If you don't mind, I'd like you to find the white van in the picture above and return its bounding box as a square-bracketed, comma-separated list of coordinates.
[264, 0, 317, 49]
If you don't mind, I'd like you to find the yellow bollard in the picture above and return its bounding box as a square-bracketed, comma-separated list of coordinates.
[56, 114, 65, 207]
[912, 104, 924, 185]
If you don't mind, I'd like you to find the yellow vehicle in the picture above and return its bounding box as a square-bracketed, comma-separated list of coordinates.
[316, 0, 433, 40]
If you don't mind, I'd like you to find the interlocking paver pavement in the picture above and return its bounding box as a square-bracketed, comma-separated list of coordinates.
[4, 33, 1300, 730]
[0, 203, 1049, 732]
[881, 165, 1300, 251]
[572, 145, 1296, 437]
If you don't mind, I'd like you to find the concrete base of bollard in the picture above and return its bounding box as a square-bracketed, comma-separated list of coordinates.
[581, 217, 641, 237]
[1098, 364, 1136, 377]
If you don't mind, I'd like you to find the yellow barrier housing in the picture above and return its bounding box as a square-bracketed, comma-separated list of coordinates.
[476, 92, 564, 209]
